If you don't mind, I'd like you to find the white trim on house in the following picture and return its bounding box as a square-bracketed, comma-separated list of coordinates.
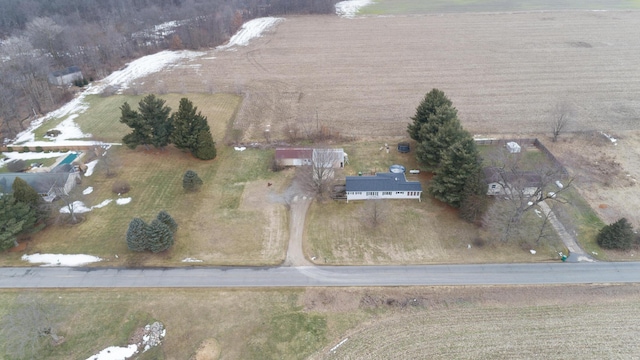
[345, 173, 422, 202]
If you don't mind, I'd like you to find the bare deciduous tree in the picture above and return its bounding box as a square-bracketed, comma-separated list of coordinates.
[551, 102, 574, 142]
[359, 199, 387, 228]
[483, 147, 573, 242]
[297, 148, 343, 199]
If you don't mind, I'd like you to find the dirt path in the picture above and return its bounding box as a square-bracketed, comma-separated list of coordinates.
[284, 195, 313, 266]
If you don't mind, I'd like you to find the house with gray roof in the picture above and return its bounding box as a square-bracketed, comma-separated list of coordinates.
[345, 172, 422, 202]
[48, 66, 83, 86]
[0, 167, 80, 202]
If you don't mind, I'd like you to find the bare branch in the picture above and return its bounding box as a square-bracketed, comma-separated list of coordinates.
[551, 102, 574, 142]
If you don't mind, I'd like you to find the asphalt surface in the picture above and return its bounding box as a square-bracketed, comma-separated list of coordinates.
[2, 262, 640, 288]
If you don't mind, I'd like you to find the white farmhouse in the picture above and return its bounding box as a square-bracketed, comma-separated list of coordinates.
[345, 172, 422, 202]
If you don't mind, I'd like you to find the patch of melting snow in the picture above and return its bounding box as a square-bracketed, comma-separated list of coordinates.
[84, 159, 99, 176]
[85, 322, 165, 360]
[84, 345, 137, 360]
[234, 146, 246, 151]
[22, 253, 102, 266]
[83, 186, 94, 195]
[93, 199, 113, 209]
[116, 197, 132, 205]
[530, 250, 537, 255]
[182, 258, 204, 263]
[335, 0, 373, 18]
[60, 201, 93, 214]
[600, 131, 618, 145]
[217, 17, 284, 50]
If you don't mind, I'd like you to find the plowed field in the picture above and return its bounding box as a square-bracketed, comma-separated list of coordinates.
[156, 11, 640, 140]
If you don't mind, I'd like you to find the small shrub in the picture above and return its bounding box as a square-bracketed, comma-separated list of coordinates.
[597, 218, 635, 250]
[112, 180, 131, 194]
[182, 170, 203, 192]
[6, 146, 13, 152]
[21, 146, 30, 153]
[472, 237, 486, 248]
[35, 146, 44, 153]
[7, 159, 27, 172]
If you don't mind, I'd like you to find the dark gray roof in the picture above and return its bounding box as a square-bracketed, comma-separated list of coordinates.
[346, 173, 422, 192]
[0, 172, 71, 195]
[50, 66, 82, 77]
[483, 167, 543, 188]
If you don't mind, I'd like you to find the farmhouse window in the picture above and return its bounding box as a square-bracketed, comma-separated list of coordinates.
[366, 191, 378, 196]
[382, 191, 392, 196]
[396, 191, 404, 195]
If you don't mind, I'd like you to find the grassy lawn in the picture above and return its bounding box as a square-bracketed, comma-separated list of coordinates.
[2, 93, 289, 267]
[305, 141, 560, 265]
[360, 0, 640, 15]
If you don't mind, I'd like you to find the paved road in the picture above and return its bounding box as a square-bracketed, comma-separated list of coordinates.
[2, 262, 640, 288]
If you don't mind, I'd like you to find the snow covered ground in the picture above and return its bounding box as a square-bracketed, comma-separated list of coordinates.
[217, 17, 284, 50]
[335, 0, 373, 18]
[22, 253, 102, 266]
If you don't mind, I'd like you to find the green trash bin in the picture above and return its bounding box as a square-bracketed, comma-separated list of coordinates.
[561, 254, 567, 262]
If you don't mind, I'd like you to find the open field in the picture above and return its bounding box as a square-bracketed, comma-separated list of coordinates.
[361, 0, 640, 14]
[143, 11, 640, 142]
[2, 285, 640, 359]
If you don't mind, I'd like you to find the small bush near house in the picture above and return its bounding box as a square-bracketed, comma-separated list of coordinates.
[7, 160, 27, 172]
[112, 180, 131, 194]
[182, 170, 203, 192]
[597, 218, 635, 250]
[6, 147, 13, 152]
[35, 146, 44, 152]
[21, 146, 30, 153]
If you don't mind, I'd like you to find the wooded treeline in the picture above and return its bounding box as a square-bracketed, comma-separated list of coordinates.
[0, 0, 338, 142]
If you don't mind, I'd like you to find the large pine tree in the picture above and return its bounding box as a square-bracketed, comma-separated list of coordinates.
[194, 128, 217, 160]
[597, 218, 635, 250]
[429, 137, 482, 208]
[407, 88, 453, 141]
[171, 97, 210, 152]
[0, 195, 37, 251]
[415, 106, 464, 168]
[120, 95, 172, 149]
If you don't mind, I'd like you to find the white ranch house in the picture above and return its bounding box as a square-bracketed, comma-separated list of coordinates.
[345, 172, 422, 202]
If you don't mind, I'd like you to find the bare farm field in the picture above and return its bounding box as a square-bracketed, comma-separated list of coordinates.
[148, 11, 640, 141]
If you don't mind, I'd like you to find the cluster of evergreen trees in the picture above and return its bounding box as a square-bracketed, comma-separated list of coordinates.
[120, 95, 217, 160]
[0, 178, 47, 251]
[408, 89, 487, 222]
[126, 210, 178, 253]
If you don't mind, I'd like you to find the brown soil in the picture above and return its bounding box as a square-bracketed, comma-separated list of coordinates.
[193, 338, 221, 360]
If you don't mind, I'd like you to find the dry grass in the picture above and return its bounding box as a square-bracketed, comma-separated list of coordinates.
[3, 285, 640, 359]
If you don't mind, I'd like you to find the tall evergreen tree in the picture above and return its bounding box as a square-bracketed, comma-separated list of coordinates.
[183, 170, 203, 192]
[0, 195, 37, 251]
[415, 106, 464, 168]
[126, 217, 148, 252]
[156, 210, 178, 233]
[120, 95, 172, 149]
[171, 97, 210, 152]
[458, 167, 489, 223]
[407, 88, 453, 141]
[12, 177, 40, 207]
[120, 101, 151, 149]
[194, 128, 217, 160]
[429, 137, 482, 208]
[146, 219, 174, 253]
[138, 94, 172, 149]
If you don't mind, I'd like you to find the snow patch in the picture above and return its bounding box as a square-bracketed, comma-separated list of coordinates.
[82, 186, 94, 195]
[22, 253, 102, 267]
[182, 258, 204, 263]
[84, 159, 99, 176]
[600, 131, 618, 145]
[217, 17, 284, 50]
[60, 201, 92, 214]
[234, 146, 246, 151]
[93, 199, 113, 209]
[116, 197, 132, 205]
[555, 180, 563, 189]
[84, 345, 138, 360]
[335, 0, 372, 18]
[530, 249, 537, 255]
